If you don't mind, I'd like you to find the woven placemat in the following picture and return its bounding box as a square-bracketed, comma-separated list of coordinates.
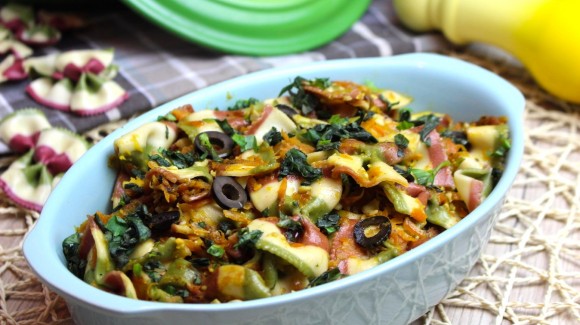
[1, 51, 579, 325]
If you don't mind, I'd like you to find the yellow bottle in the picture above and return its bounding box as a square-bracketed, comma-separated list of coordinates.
[393, 0, 580, 104]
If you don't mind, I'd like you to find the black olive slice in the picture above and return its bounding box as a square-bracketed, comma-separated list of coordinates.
[194, 131, 234, 158]
[353, 216, 391, 248]
[276, 104, 299, 118]
[147, 210, 180, 231]
[212, 176, 248, 209]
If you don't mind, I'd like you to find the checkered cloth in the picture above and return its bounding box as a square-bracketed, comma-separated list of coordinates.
[0, 0, 453, 154]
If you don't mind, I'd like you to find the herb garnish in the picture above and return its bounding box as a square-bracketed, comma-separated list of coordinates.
[316, 211, 340, 234]
[491, 134, 511, 158]
[62, 233, 87, 278]
[197, 132, 222, 161]
[207, 244, 225, 258]
[441, 130, 469, 146]
[416, 114, 441, 146]
[235, 228, 263, 249]
[302, 114, 377, 151]
[215, 119, 236, 136]
[101, 206, 152, 268]
[263, 127, 283, 146]
[394, 134, 409, 158]
[279, 77, 329, 116]
[279, 148, 322, 185]
[410, 161, 450, 187]
[277, 214, 304, 242]
[232, 134, 258, 152]
[309, 268, 342, 287]
[227, 98, 259, 111]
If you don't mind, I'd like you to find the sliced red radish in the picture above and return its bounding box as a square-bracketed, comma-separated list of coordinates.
[26, 77, 73, 111]
[0, 108, 50, 153]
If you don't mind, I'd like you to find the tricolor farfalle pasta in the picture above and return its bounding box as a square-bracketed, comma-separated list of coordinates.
[61, 77, 510, 304]
[0, 109, 90, 211]
[24, 49, 129, 115]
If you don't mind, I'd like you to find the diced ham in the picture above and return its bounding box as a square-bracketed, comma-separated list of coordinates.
[427, 131, 454, 188]
[468, 179, 484, 211]
[296, 216, 329, 252]
[245, 105, 273, 135]
[214, 109, 248, 129]
[78, 217, 97, 259]
[405, 182, 431, 206]
[377, 142, 402, 165]
[330, 218, 366, 273]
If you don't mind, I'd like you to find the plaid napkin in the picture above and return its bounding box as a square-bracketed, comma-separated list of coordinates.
[0, 0, 453, 154]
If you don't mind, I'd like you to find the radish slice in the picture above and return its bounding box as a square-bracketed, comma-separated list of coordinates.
[70, 76, 128, 115]
[16, 24, 61, 46]
[26, 77, 73, 111]
[0, 108, 50, 153]
[34, 128, 90, 175]
[0, 150, 53, 212]
[0, 54, 26, 82]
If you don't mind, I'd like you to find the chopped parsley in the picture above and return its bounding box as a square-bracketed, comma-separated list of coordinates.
[215, 119, 236, 136]
[207, 244, 225, 258]
[416, 114, 441, 146]
[394, 134, 409, 158]
[316, 211, 340, 234]
[302, 115, 377, 151]
[263, 127, 283, 146]
[278, 148, 322, 185]
[441, 130, 469, 146]
[149, 153, 171, 167]
[101, 206, 152, 268]
[62, 233, 87, 279]
[277, 214, 304, 242]
[227, 98, 259, 111]
[491, 134, 511, 158]
[279, 77, 329, 116]
[232, 134, 258, 152]
[309, 268, 342, 287]
[235, 228, 263, 249]
[410, 161, 450, 187]
[197, 132, 223, 161]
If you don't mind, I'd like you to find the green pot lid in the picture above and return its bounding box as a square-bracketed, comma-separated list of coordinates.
[122, 0, 372, 56]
